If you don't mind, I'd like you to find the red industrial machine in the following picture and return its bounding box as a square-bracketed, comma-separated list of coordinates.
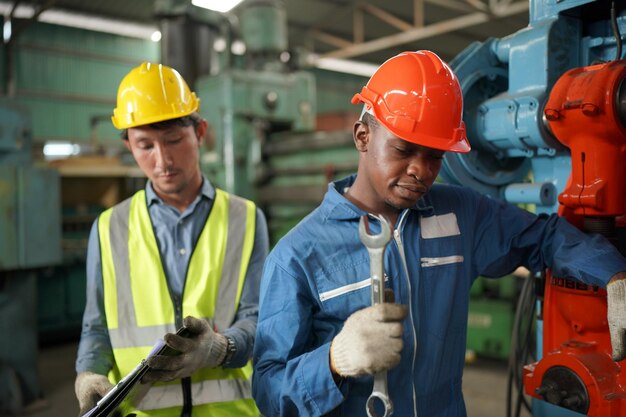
[523, 60, 626, 416]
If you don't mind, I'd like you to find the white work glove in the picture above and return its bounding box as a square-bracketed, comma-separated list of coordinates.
[143, 316, 228, 383]
[74, 371, 114, 417]
[607, 278, 626, 361]
[330, 303, 408, 377]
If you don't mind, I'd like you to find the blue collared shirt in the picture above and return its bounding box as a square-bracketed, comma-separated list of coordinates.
[76, 177, 269, 374]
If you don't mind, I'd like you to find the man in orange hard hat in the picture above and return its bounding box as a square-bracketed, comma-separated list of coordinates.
[74, 63, 268, 417]
[251, 50, 626, 416]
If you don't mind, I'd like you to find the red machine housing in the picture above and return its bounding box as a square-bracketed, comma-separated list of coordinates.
[523, 60, 626, 416]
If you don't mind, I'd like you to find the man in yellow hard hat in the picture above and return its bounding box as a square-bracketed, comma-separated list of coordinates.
[251, 50, 626, 417]
[74, 62, 268, 417]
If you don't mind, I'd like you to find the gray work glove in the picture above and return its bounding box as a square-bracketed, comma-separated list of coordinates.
[330, 303, 408, 377]
[74, 371, 114, 417]
[143, 316, 228, 383]
[607, 278, 626, 361]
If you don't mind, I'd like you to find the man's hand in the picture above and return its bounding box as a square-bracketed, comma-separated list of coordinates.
[330, 303, 408, 377]
[74, 371, 114, 416]
[143, 316, 228, 383]
[607, 273, 626, 361]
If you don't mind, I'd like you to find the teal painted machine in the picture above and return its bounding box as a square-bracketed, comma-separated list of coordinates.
[0, 99, 61, 414]
[0, 15, 160, 414]
[194, 0, 317, 202]
[443, 1, 626, 416]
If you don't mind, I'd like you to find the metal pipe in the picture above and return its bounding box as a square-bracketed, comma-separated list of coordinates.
[503, 182, 556, 206]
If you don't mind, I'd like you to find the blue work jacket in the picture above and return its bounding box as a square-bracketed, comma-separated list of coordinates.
[252, 175, 626, 417]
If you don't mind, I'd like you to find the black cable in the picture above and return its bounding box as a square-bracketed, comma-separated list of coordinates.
[516, 279, 533, 414]
[611, 1, 622, 61]
[507, 274, 527, 417]
[507, 271, 538, 417]
[516, 290, 537, 415]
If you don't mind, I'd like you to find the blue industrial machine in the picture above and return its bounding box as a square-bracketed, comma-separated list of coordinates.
[443, 1, 626, 416]
[0, 100, 62, 413]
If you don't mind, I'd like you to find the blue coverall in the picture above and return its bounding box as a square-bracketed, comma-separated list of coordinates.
[252, 175, 626, 417]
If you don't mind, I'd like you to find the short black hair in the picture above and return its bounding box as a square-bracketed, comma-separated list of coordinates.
[361, 111, 380, 131]
[120, 112, 203, 140]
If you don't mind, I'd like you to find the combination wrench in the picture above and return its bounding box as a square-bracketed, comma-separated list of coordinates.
[358, 214, 393, 417]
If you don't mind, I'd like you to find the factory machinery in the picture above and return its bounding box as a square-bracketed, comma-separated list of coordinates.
[156, 0, 359, 241]
[442, 0, 626, 416]
[3, 0, 625, 415]
[0, 100, 61, 412]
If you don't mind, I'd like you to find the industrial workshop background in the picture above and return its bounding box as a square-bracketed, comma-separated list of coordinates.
[1, 1, 626, 417]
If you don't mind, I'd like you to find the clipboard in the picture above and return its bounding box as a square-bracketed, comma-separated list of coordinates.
[83, 326, 191, 417]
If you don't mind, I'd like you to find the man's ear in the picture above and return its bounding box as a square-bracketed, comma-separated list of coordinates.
[123, 138, 131, 152]
[353, 120, 370, 152]
[196, 119, 208, 146]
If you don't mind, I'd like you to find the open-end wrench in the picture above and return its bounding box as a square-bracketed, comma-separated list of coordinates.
[358, 214, 393, 417]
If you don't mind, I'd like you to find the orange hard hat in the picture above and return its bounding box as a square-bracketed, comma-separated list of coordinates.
[352, 50, 470, 153]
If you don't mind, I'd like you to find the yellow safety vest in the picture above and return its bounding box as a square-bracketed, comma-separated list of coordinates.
[98, 188, 258, 417]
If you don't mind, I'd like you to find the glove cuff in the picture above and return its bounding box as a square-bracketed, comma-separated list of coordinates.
[608, 278, 626, 301]
[208, 333, 228, 367]
[330, 335, 361, 377]
[74, 371, 109, 397]
[75, 371, 113, 415]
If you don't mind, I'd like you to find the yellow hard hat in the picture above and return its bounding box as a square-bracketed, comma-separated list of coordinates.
[111, 62, 200, 129]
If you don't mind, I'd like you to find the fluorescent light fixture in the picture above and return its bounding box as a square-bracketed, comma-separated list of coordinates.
[311, 56, 379, 77]
[191, 0, 244, 13]
[43, 142, 80, 159]
[0, 1, 158, 40]
[3, 19, 10, 43]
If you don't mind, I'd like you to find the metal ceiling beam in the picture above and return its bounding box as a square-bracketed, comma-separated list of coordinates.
[462, 0, 489, 12]
[311, 29, 353, 48]
[354, 5, 363, 43]
[320, 1, 528, 60]
[414, 0, 424, 27]
[360, 4, 413, 32]
[424, 0, 479, 13]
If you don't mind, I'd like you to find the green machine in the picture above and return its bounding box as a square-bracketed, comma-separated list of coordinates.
[466, 275, 521, 360]
[0, 99, 61, 413]
[156, 0, 364, 242]
[194, 0, 317, 202]
[197, 1, 369, 242]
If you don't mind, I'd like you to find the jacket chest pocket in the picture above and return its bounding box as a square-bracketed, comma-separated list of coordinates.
[315, 260, 374, 322]
[419, 235, 469, 340]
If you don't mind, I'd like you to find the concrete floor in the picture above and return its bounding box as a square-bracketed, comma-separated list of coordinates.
[11, 341, 531, 417]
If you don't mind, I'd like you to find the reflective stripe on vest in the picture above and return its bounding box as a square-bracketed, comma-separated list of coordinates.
[98, 188, 257, 414]
[136, 378, 252, 411]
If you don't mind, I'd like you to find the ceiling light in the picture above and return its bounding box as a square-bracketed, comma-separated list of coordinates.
[43, 142, 80, 159]
[3, 20, 10, 43]
[0, 1, 158, 40]
[191, 0, 244, 13]
[312, 56, 378, 77]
